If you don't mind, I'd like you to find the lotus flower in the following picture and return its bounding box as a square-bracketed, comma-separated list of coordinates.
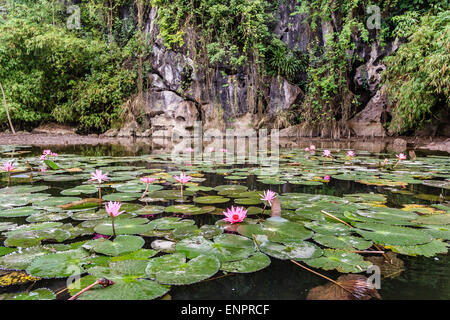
[2, 161, 15, 172]
[105, 201, 125, 237]
[347, 150, 356, 157]
[174, 172, 192, 198]
[305, 147, 310, 152]
[185, 147, 194, 152]
[223, 206, 247, 224]
[309, 145, 316, 151]
[323, 150, 332, 157]
[220, 148, 227, 153]
[324, 175, 331, 182]
[140, 176, 156, 198]
[259, 190, 277, 206]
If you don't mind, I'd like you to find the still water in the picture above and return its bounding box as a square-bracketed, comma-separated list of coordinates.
[0, 141, 448, 300]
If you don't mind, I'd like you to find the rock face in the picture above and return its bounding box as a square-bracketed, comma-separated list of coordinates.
[116, 3, 405, 138]
[347, 86, 389, 137]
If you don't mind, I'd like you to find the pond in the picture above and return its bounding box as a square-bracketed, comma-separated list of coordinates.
[0, 142, 448, 300]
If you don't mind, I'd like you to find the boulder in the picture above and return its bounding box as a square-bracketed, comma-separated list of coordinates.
[117, 120, 139, 137]
[347, 86, 389, 137]
[267, 76, 303, 116]
[32, 123, 77, 135]
[419, 138, 450, 153]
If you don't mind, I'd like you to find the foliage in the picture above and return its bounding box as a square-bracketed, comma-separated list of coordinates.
[382, 11, 449, 134]
[151, 0, 276, 68]
[0, 0, 137, 132]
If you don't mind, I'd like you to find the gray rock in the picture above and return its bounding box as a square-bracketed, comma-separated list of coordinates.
[347, 86, 389, 137]
[268, 76, 303, 116]
[32, 123, 77, 135]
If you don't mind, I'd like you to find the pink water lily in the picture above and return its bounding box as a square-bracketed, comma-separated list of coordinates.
[93, 233, 108, 240]
[305, 147, 310, 152]
[39, 149, 58, 160]
[140, 177, 156, 184]
[207, 147, 215, 152]
[174, 172, 192, 184]
[220, 148, 227, 152]
[259, 190, 277, 206]
[2, 161, 15, 172]
[323, 150, 332, 157]
[174, 172, 192, 197]
[185, 147, 194, 152]
[140, 176, 157, 199]
[347, 150, 356, 157]
[105, 201, 125, 237]
[393, 153, 407, 168]
[2, 161, 15, 187]
[309, 145, 316, 151]
[324, 175, 331, 182]
[90, 169, 109, 205]
[223, 206, 247, 224]
[105, 201, 125, 217]
[90, 169, 109, 183]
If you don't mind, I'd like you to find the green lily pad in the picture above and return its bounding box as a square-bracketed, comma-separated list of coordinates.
[220, 252, 271, 273]
[354, 222, 434, 245]
[1, 288, 56, 300]
[102, 193, 142, 202]
[304, 249, 373, 273]
[259, 238, 323, 260]
[146, 253, 220, 285]
[94, 218, 153, 235]
[176, 234, 256, 262]
[312, 234, 373, 250]
[386, 239, 449, 257]
[26, 248, 91, 278]
[147, 217, 195, 230]
[68, 260, 170, 300]
[193, 196, 230, 204]
[171, 225, 222, 240]
[84, 235, 145, 256]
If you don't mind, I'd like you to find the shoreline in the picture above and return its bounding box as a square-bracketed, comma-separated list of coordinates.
[0, 132, 448, 154]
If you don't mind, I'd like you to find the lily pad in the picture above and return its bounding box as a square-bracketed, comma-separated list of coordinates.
[304, 249, 373, 273]
[84, 235, 145, 256]
[146, 253, 220, 285]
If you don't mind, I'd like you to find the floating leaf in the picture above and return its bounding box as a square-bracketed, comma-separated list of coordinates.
[84, 235, 145, 256]
[69, 260, 170, 300]
[304, 249, 373, 273]
[146, 253, 220, 285]
[354, 222, 434, 245]
[94, 218, 153, 235]
[220, 252, 271, 273]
